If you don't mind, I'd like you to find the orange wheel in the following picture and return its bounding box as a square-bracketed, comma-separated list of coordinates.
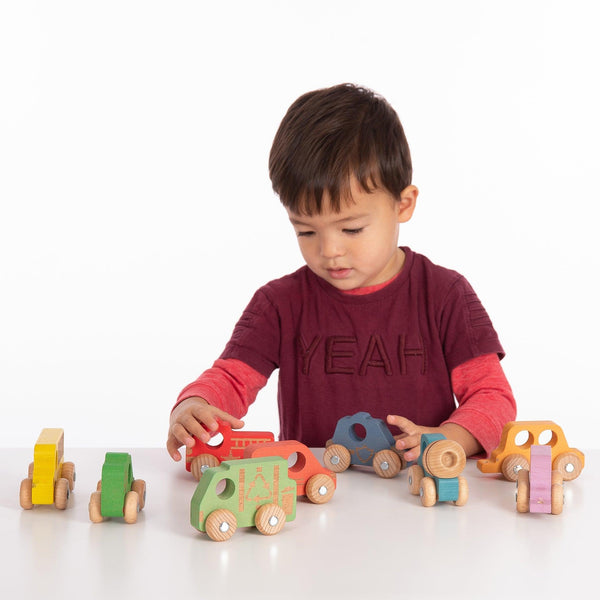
[454, 476, 468, 506]
[191, 454, 220, 481]
[20, 478, 33, 509]
[322, 444, 351, 473]
[502, 454, 529, 482]
[205, 509, 237, 541]
[54, 478, 70, 510]
[419, 476, 437, 507]
[305, 474, 335, 504]
[407, 465, 424, 495]
[132, 479, 146, 510]
[89, 491, 104, 523]
[516, 469, 530, 513]
[123, 490, 139, 524]
[255, 504, 286, 536]
[553, 452, 583, 481]
[372, 449, 401, 478]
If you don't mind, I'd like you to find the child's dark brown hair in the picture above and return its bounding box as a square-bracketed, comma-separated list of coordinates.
[269, 83, 412, 215]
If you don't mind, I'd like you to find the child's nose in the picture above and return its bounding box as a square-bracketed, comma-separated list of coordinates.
[320, 235, 344, 258]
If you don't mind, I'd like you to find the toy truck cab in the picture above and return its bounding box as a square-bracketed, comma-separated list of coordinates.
[89, 452, 146, 524]
[323, 411, 406, 478]
[477, 420, 585, 482]
[191, 457, 297, 541]
[244, 440, 336, 504]
[20, 428, 76, 510]
[186, 422, 274, 481]
[407, 433, 468, 507]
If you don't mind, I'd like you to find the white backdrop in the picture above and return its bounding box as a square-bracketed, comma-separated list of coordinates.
[2, 1, 599, 449]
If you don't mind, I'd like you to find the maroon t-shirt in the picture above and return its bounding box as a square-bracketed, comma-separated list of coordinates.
[220, 247, 504, 447]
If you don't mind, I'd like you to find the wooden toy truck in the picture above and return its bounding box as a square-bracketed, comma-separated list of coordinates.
[89, 452, 146, 524]
[190, 457, 297, 541]
[516, 445, 564, 515]
[407, 433, 468, 507]
[186, 422, 274, 481]
[20, 428, 76, 510]
[323, 412, 406, 478]
[244, 440, 336, 504]
[477, 420, 584, 482]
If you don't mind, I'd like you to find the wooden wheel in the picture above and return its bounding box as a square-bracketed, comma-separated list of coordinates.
[502, 454, 529, 482]
[407, 465, 424, 495]
[422, 440, 466, 478]
[372, 449, 401, 478]
[322, 444, 351, 473]
[553, 452, 583, 481]
[516, 469, 530, 513]
[551, 482, 564, 515]
[54, 478, 70, 510]
[132, 479, 146, 510]
[205, 509, 237, 541]
[191, 454, 220, 481]
[96, 480, 102, 491]
[61, 462, 76, 491]
[28, 462, 34, 478]
[20, 478, 33, 510]
[454, 476, 469, 506]
[305, 473, 335, 504]
[551, 470, 563, 486]
[123, 490, 140, 524]
[255, 503, 286, 536]
[419, 476, 437, 507]
[89, 491, 104, 523]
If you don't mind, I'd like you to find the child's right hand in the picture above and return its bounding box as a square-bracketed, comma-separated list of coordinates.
[166, 396, 244, 462]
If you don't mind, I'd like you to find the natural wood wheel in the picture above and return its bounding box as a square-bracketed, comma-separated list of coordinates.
[89, 491, 104, 523]
[454, 476, 469, 506]
[516, 469, 530, 513]
[61, 462, 76, 491]
[20, 478, 33, 510]
[372, 449, 401, 478]
[305, 473, 335, 504]
[420, 476, 437, 507]
[54, 478, 70, 510]
[502, 454, 529, 482]
[123, 490, 140, 524]
[553, 452, 583, 481]
[407, 465, 424, 495]
[255, 503, 286, 536]
[132, 479, 146, 510]
[205, 509, 237, 541]
[551, 482, 564, 515]
[422, 440, 466, 478]
[322, 444, 351, 473]
[191, 454, 220, 481]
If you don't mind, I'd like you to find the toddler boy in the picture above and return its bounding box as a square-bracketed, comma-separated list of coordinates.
[167, 83, 516, 463]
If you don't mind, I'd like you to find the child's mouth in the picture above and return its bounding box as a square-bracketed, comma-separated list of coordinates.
[327, 268, 352, 279]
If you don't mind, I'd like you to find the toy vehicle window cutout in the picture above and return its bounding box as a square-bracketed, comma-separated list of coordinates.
[206, 432, 225, 448]
[539, 429, 556, 446]
[513, 429, 534, 448]
[351, 423, 367, 442]
[287, 451, 307, 473]
[215, 477, 236, 500]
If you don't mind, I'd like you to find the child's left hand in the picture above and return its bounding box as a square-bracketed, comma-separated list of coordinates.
[386, 415, 443, 462]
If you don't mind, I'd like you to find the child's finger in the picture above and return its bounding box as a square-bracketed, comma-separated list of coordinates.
[387, 414, 419, 434]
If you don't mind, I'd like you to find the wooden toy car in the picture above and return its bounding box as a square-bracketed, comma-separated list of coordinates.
[516, 445, 563, 515]
[322, 411, 406, 478]
[244, 440, 336, 504]
[477, 420, 585, 482]
[407, 433, 468, 507]
[186, 422, 274, 481]
[190, 457, 297, 541]
[89, 452, 146, 524]
[20, 428, 75, 510]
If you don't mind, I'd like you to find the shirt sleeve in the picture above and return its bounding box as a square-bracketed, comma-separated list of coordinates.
[174, 358, 268, 418]
[443, 353, 517, 456]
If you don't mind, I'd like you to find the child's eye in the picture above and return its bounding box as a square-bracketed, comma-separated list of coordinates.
[343, 228, 364, 235]
[296, 231, 315, 237]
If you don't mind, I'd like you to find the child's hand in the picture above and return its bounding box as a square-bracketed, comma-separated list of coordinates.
[386, 415, 442, 462]
[167, 397, 244, 462]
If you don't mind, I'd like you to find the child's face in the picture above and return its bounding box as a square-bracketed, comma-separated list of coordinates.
[287, 178, 417, 291]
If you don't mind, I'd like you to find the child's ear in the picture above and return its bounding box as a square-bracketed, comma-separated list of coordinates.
[396, 185, 418, 223]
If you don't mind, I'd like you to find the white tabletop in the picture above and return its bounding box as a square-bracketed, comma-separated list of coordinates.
[1, 447, 597, 600]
